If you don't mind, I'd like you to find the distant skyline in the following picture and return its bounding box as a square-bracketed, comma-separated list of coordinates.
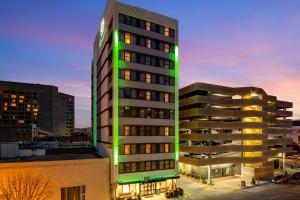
[1, 0, 300, 127]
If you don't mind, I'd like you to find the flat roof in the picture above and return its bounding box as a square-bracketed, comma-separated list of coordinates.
[0, 153, 102, 164]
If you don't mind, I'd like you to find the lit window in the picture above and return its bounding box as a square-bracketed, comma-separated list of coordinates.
[165, 60, 170, 69]
[146, 91, 151, 101]
[33, 108, 39, 112]
[164, 44, 170, 53]
[26, 108, 30, 112]
[18, 120, 24, 124]
[124, 126, 130, 136]
[124, 70, 131, 80]
[164, 127, 169, 136]
[12, 99, 16, 103]
[165, 144, 169, 153]
[4, 107, 7, 111]
[146, 21, 151, 31]
[146, 39, 151, 48]
[11, 95, 16, 98]
[19, 99, 23, 103]
[164, 27, 169, 37]
[146, 144, 151, 154]
[11, 103, 16, 107]
[19, 95, 24, 99]
[164, 93, 169, 103]
[4, 103, 8, 106]
[125, 33, 131, 44]
[125, 52, 131, 62]
[146, 73, 151, 83]
[27, 104, 31, 108]
[125, 145, 130, 155]
[33, 113, 38, 116]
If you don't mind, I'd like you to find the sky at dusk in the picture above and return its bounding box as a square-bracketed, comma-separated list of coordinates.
[1, 0, 300, 128]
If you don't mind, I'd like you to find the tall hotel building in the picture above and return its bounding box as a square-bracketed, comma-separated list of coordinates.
[179, 82, 294, 181]
[92, 0, 179, 198]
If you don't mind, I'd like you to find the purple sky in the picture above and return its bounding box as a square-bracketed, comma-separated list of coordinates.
[1, 0, 299, 128]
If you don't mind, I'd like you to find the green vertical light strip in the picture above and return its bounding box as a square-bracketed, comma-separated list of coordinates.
[174, 45, 179, 161]
[113, 29, 119, 165]
[92, 58, 97, 148]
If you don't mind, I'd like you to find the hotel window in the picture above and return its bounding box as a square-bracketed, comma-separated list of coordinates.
[11, 103, 16, 107]
[164, 27, 169, 37]
[125, 33, 131, 44]
[164, 44, 170, 53]
[146, 144, 151, 154]
[159, 160, 164, 170]
[125, 52, 131, 62]
[18, 120, 24, 124]
[131, 162, 137, 172]
[61, 185, 85, 200]
[11, 95, 16, 98]
[125, 144, 131, 155]
[164, 93, 169, 103]
[146, 161, 151, 171]
[139, 162, 145, 172]
[4, 107, 7, 111]
[124, 126, 130, 136]
[124, 70, 131, 80]
[165, 60, 170, 69]
[146, 73, 151, 83]
[164, 127, 169, 136]
[131, 144, 136, 154]
[146, 39, 151, 48]
[151, 161, 157, 170]
[125, 163, 131, 173]
[146, 91, 151, 101]
[165, 160, 170, 169]
[146, 21, 151, 31]
[164, 144, 169, 153]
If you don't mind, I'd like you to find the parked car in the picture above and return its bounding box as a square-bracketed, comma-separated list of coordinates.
[272, 174, 289, 184]
[289, 172, 300, 184]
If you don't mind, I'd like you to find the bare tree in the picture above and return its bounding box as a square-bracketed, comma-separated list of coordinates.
[0, 171, 54, 200]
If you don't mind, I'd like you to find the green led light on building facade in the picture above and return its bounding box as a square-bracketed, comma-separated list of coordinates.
[113, 29, 119, 165]
[174, 45, 179, 161]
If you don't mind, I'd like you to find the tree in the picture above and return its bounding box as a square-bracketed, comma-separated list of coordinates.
[0, 171, 54, 200]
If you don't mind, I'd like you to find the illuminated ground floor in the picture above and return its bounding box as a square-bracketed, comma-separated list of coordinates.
[115, 179, 177, 199]
[179, 163, 242, 183]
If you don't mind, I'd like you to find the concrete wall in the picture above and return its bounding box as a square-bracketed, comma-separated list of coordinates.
[0, 158, 110, 200]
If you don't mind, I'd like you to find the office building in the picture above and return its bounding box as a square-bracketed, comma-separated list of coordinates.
[92, 0, 179, 198]
[179, 82, 294, 182]
[0, 81, 74, 141]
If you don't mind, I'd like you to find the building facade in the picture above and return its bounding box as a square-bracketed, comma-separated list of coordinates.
[0, 81, 74, 141]
[179, 82, 294, 182]
[0, 154, 110, 200]
[92, 0, 179, 198]
[292, 120, 300, 145]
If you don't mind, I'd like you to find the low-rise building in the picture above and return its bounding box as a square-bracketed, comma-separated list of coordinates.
[0, 144, 110, 200]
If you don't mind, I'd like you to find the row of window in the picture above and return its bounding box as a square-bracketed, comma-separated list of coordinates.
[121, 32, 174, 53]
[119, 13, 175, 38]
[119, 88, 174, 103]
[119, 106, 174, 119]
[120, 143, 174, 155]
[119, 159, 175, 174]
[119, 69, 175, 86]
[119, 125, 174, 136]
[120, 51, 174, 69]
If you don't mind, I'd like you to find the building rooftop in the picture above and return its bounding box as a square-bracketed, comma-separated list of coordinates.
[0, 153, 101, 164]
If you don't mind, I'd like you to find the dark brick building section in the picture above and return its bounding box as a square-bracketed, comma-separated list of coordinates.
[0, 81, 74, 141]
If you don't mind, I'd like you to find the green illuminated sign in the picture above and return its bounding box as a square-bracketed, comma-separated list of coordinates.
[113, 29, 119, 165]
